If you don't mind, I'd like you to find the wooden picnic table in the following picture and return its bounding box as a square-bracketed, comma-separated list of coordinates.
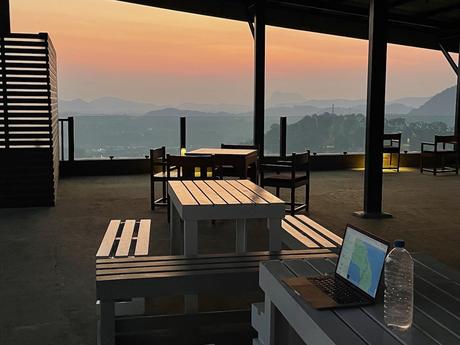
[168, 179, 285, 256]
[253, 253, 460, 345]
[187, 147, 258, 179]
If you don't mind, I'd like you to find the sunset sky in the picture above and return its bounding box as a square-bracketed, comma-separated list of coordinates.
[10, 0, 459, 105]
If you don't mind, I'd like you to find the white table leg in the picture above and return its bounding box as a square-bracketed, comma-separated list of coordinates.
[184, 220, 198, 256]
[267, 217, 282, 252]
[170, 201, 182, 255]
[236, 219, 247, 253]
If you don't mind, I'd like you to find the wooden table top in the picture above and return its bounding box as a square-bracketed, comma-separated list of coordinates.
[259, 254, 460, 345]
[168, 179, 283, 207]
[187, 148, 257, 156]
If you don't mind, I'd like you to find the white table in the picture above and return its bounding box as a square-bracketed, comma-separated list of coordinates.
[168, 179, 285, 256]
[253, 254, 460, 345]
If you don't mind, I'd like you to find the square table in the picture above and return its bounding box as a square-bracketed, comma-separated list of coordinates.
[254, 254, 460, 345]
[187, 148, 258, 179]
[168, 179, 285, 256]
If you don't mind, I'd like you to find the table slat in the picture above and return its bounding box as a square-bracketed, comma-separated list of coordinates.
[134, 220, 150, 256]
[237, 179, 284, 204]
[169, 181, 198, 206]
[115, 220, 136, 257]
[96, 220, 121, 258]
[193, 180, 227, 205]
[227, 180, 268, 204]
[218, 180, 254, 204]
[183, 181, 213, 205]
[204, 180, 240, 204]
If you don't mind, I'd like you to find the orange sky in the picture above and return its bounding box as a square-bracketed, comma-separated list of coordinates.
[10, 0, 458, 105]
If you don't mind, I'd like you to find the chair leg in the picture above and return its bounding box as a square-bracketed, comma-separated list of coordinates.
[276, 187, 280, 197]
[162, 179, 167, 203]
[420, 153, 423, 173]
[151, 177, 155, 210]
[167, 197, 171, 223]
[397, 153, 401, 173]
[290, 187, 295, 216]
[305, 182, 310, 212]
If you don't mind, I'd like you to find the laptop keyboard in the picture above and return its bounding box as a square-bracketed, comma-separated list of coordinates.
[309, 276, 369, 305]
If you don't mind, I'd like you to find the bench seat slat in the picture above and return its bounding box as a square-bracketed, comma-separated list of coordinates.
[284, 215, 336, 248]
[96, 251, 326, 271]
[115, 220, 136, 257]
[134, 220, 151, 256]
[96, 248, 331, 265]
[96, 220, 121, 258]
[282, 220, 320, 248]
[296, 214, 343, 245]
[97, 253, 337, 282]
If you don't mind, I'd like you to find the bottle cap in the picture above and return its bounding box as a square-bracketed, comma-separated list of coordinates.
[394, 239, 405, 248]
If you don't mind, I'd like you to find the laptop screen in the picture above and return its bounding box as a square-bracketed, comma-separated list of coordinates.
[336, 226, 389, 298]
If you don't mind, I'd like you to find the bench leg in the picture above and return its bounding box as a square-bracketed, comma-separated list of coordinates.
[263, 297, 277, 345]
[170, 202, 182, 255]
[184, 295, 199, 314]
[267, 217, 282, 252]
[236, 219, 247, 253]
[184, 220, 198, 256]
[100, 300, 115, 345]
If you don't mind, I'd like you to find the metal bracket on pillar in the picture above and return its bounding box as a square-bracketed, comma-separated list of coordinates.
[246, 2, 255, 38]
[439, 42, 458, 75]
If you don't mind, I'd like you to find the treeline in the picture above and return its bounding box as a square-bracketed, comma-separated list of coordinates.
[265, 113, 452, 154]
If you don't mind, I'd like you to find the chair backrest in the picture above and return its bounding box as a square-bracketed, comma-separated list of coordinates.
[167, 154, 216, 179]
[291, 151, 310, 178]
[150, 147, 166, 173]
[383, 133, 401, 141]
[435, 135, 458, 151]
[221, 143, 258, 151]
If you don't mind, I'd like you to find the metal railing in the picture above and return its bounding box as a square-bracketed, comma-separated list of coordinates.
[58, 116, 74, 161]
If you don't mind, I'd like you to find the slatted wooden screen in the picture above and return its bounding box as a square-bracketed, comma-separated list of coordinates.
[0, 33, 59, 207]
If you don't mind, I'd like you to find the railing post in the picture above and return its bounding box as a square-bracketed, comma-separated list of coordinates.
[68, 116, 75, 162]
[180, 116, 186, 155]
[280, 116, 287, 158]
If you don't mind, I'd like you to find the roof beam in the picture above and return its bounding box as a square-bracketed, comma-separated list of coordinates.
[1, 0, 11, 34]
[439, 42, 458, 75]
[388, 0, 416, 8]
[422, 3, 460, 18]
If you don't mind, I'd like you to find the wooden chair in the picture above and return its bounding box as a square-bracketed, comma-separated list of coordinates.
[383, 133, 402, 172]
[150, 147, 176, 210]
[220, 143, 259, 182]
[421, 135, 459, 175]
[260, 151, 310, 215]
[166, 154, 217, 221]
[166, 154, 217, 180]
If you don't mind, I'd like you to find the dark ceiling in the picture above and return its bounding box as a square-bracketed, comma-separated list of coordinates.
[119, 0, 460, 52]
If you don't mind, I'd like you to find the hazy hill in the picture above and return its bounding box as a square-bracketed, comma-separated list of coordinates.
[409, 86, 456, 117]
[59, 97, 161, 115]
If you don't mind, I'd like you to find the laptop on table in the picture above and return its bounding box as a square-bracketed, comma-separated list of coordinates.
[283, 224, 389, 309]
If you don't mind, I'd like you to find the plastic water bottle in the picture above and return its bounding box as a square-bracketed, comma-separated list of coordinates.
[384, 240, 414, 330]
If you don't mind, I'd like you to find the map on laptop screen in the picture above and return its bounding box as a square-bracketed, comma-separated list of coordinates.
[336, 226, 388, 298]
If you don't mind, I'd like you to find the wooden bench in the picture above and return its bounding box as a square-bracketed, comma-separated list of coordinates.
[96, 248, 334, 345]
[281, 214, 342, 250]
[96, 219, 151, 258]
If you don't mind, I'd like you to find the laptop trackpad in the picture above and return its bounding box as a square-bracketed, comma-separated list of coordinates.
[283, 276, 338, 309]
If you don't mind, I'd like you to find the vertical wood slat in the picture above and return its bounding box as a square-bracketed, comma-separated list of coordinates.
[96, 220, 121, 258]
[134, 220, 151, 256]
[115, 220, 136, 257]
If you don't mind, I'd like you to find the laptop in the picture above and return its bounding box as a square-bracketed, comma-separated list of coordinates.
[283, 224, 389, 309]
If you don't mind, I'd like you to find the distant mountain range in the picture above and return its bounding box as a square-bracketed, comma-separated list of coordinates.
[408, 86, 456, 117]
[59, 87, 454, 118]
